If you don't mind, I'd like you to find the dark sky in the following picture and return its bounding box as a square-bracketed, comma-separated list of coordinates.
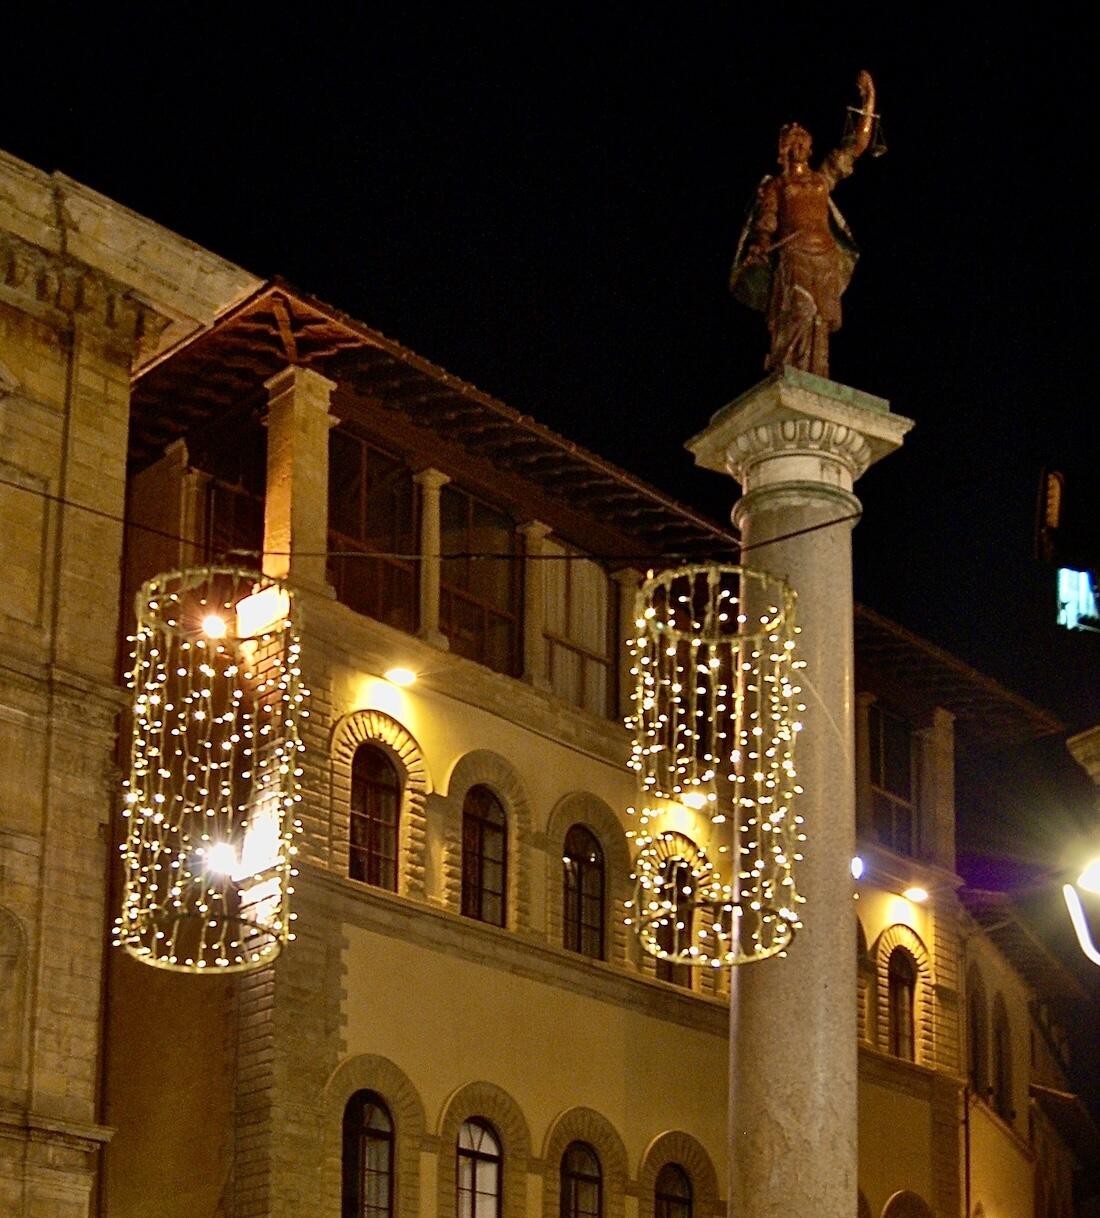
[6, 7, 1099, 726]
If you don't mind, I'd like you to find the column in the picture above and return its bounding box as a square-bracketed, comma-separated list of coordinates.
[415, 467, 450, 649]
[611, 567, 642, 721]
[688, 367, 912, 1218]
[262, 365, 337, 594]
[519, 520, 551, 688]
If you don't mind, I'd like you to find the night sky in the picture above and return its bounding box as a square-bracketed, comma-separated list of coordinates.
[6, 12, 1098, 724]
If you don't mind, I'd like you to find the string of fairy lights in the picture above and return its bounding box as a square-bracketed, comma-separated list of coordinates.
[115, 568, 307, 973]
[623, 565, 806, 967]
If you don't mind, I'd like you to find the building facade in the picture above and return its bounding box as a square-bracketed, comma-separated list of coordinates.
[0, 147, 1095, 1217]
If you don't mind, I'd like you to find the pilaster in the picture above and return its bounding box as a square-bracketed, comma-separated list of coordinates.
[262, 365, 338, 595]
[414, 468, 450, 649]
[688, 366, 912, 1218]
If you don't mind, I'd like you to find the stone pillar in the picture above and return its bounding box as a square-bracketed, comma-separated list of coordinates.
[519, 521, 552, 688]
[855, 691, 876, 841]
[262, 365, 337, 594]
[414, 468, 451, 649]
[917, 707, 956, 871]
[688, 367, 912, 1218]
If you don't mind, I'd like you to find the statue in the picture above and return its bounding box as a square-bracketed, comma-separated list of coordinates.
[730, 71, 878, 379]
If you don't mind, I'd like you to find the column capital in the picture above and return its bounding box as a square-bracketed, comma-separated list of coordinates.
[687, 367, 913, 495]
[263, 364, 338, 414]
[518, 520, 552, 543]
[413, 466, 451, 492]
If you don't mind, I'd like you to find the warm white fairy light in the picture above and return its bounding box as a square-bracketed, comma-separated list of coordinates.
[624, 564, 805, 967]
[115, 567, 308, 974]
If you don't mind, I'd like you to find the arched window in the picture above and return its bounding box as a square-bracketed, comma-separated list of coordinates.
[563, 824, 605, 959]
[560, 1141, 601, 1218]
[462, 785, 507, 926]
[350, 745, 401, 890]
[992, 996, 1014, 1121]
[888, 947, 917, 1060]
[342, 1090, 394, 1218]
[654, 834, 700, 989]
[966, 968, 988, 1095]
[456, 1118, 501, 1217]
[655, 1162, 692, 1218]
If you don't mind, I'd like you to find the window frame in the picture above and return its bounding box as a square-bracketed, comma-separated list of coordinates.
[868, 702, 917, 855]
[349, 744, 402, 892]
[461, 785, 508, 927]
[342, 1089, 395, 1218]
[654, 1162, 693, 1218]
[887, 946, 918, 1061]
[560, 1140, 602, 1218]
[562, 824, 605, 959]
[541, 539, 612, 717]
[456, 1117, 502, 1218]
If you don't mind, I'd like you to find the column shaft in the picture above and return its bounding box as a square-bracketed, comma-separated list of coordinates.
[415, 468, 450, 649]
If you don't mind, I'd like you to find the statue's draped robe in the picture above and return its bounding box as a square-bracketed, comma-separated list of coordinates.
[730, 146, 859, 376]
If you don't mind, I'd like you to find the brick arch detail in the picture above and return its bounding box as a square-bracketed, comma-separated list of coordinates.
[441, 750, 533, 932]
[546, 792, 632, 966]
[636, 1130, 722, 1218]
[321, 1053, 427, 1218]
[873, 923, 934, 1065]
[435, 1080, 532, 1218]
[330, 710, 430, 899]
[857, 912, 875, 1045]
[881, 1188, 936, 1218]
[542, 1106, 629, 1218]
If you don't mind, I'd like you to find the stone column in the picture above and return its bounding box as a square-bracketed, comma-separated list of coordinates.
[688, 367, 912, 1218]
[262, 365, 337, 594]
[519, 521, 552, 688]
[414, 468, 450, 649]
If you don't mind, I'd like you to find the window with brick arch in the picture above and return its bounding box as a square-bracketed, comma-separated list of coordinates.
[563, 824, 605, 959]
[655, 1162, 692, 1218]
[888, 946, 917, 1060]
[462, 785, 507, 927]
[342, 1090, 394, 1218]
[456, 1118, 501, 1218]
[560, 1141, 601, 1218]
[350, 745, 401, 891]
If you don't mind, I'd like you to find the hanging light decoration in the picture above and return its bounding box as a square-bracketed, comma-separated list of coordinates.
[115, 567, 307, 973]
[624, 565, 805, 966]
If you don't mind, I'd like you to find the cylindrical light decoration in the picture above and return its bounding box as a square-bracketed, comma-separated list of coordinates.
[625, 565, 805, 966]
[116, 567, 307, 973]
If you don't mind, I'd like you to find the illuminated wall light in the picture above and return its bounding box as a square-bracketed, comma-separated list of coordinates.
[1077, 857, 1100, 894]
[384, 666, 417, 687]
[850, 855, 865, 880]
[903, 886, 929, 903]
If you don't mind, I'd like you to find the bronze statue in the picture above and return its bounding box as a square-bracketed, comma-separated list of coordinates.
[730, 71, 877, 379]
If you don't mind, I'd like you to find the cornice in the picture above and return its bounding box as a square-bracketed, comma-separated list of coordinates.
[0, 227, 170, 360]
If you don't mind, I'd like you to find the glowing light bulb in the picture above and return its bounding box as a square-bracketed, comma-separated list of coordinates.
[903, 886, 929, 903]
[681, 791, 708, 811]
[1078, 858, 1100, 894]
[202, 614, 228, 639]
[205, 842, 238, 875]
[384, 667, 417, 686]
[850, 855, 865, 880]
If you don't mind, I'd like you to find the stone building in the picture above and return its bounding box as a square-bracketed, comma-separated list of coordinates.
[0, 146, 1095, 1217]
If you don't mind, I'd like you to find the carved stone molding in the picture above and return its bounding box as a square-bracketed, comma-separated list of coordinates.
[0, 229, 169, 360]
[726, 416, 875, 484]
[636, 1129, 722, 1218]
[873, 922, 935, 1067]
[435, 1080, 532, 1218]
[541, 1106, 629, 1218]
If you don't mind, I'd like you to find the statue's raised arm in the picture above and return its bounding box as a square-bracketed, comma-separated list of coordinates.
[730, 70, 880, 379]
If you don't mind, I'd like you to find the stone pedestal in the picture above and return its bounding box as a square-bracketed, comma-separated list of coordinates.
[687, 367, 912, 1218]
